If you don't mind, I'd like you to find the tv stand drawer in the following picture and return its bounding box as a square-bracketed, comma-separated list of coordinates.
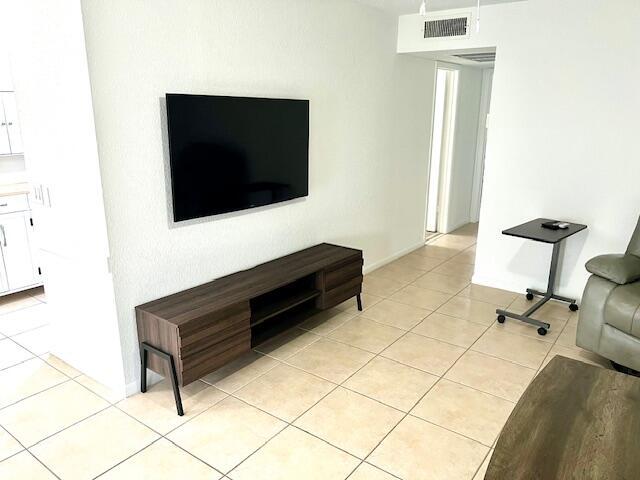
[320, 276, 363, 309]
[178, 302, 250, 348]
[324, 258, 363, 290]
[180, 330, 251, 385]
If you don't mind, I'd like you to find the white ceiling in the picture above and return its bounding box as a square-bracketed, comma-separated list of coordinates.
[353, 0, 523, 15]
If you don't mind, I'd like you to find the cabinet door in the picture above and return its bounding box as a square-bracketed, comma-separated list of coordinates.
[0, 53, 13, 91]
[1, 93, 23, 154]
[0, 213, 37, 290]
[0, 107, 10, 155]
[0, 248, 9, 294]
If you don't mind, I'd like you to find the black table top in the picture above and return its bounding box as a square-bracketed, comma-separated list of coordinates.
[502, 218, 587, 244]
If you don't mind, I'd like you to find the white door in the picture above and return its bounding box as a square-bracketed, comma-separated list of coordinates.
[426, 67, 459, 234]
[0, 213, 37, 290]
[0, 249, 9, 294]
[1, 93, 23, 154]
[0, 104, 10, 155]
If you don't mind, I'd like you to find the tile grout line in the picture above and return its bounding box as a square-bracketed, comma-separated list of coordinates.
[469, 443, 493, 480]
[1, 321, 50, 344]
[287, 315, 448, 478]
[18, 368, 226, 479]
[220, 323, 426, 478]
[90, 437, 164, 480]
[88, 379, 233, 478]
[0, 377, 72, 413]
[0, 326, 55, 372]
[6, 358, 145, 473]
[26, 404, 113, 450]
[0, 352, 121, 474]
[260, 337, 519, 413]
[0, 423, 62, 480]
[0, 337, 37, 372]
[358, 289, 504, 476]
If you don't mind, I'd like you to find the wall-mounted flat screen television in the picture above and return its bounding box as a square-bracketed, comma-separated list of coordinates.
[166, 93, 309, 221]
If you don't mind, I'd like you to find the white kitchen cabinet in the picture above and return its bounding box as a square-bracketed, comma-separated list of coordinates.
[0, 250, 9, 294]
[0, 116, 9, 155]
[0, 53, 13, 91]
[1, 93, 23, 154]
[0, 212, 38, 290]
[0, 194, 41, 294]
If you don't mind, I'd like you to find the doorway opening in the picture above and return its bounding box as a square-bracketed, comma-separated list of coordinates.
[424, 63, 493, 242]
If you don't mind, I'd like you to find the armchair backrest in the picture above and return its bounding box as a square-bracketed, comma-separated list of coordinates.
[627, 216, 640, 257]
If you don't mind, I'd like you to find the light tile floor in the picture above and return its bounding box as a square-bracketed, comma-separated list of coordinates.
[0, 226, 612, 479]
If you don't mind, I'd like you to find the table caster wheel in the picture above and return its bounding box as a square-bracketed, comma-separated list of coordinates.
[569, 303, 579, 312]
[537, 327, 548, 336]
[497, 315, 506, 324]
[526, 293, 534, 301]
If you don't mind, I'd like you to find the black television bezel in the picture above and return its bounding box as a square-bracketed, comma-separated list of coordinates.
[166, 93, 310, 222]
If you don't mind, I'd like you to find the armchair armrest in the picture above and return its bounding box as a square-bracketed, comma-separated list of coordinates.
[585, 254, 640, 285]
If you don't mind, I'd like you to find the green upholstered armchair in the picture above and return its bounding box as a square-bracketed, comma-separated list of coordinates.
[576, 217, 640, 372]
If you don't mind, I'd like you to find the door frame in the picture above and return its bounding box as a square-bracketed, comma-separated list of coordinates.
[425, 63, 460, 235]
[469, 68, 493, 222]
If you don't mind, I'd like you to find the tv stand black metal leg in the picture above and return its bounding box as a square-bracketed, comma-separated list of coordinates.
[356, 294, 363, 311]
[140, 342, 184, 416]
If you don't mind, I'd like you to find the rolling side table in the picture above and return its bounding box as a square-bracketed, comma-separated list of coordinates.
[496, 218, 587, 336]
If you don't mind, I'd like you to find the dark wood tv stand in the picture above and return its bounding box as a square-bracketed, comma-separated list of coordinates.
[135, 243, 363, 415]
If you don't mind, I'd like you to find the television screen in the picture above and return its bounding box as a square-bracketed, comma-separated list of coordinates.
[166, 94, 309, 221]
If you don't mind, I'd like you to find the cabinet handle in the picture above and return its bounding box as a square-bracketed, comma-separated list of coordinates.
[0, 204, 7, 207]
[0, 225, 5, 247]
[7, 122, 12, 126]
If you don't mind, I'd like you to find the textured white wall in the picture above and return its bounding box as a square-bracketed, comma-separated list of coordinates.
[80, 0, 436, 390]
[474, 0, 640, 299]
[7, 0, 125, 394]
[399, 0, 640, 300]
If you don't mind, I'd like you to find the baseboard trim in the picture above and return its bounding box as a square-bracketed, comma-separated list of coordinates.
[125, 370, 164, 397]
[472, 272, 583, 302]
[471, 272, 524, 294]
[364, 241, 426, 275]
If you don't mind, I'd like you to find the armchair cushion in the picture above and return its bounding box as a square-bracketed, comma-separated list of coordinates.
[586, 254, 640, 285]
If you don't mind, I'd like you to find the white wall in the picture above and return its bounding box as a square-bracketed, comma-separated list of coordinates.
[6, 1, 126, 395]
[441, 64, 483, 233]
[80, 0, 436, 390]
[400, 0, 640, 300]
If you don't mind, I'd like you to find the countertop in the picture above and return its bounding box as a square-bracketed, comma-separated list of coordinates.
[0, 182, 30, 197]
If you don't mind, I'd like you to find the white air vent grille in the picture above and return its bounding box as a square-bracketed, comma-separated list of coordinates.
[453, 52, 496, 63]
[424, 17, 468, 38]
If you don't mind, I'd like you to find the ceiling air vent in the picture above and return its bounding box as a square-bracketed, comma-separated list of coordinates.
[424, 16, 469, 39]
[452, 52, 496, 63]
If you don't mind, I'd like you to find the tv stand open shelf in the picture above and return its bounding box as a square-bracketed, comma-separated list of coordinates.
[251, 289, 321, 328]
[136, 243, 363, 415]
